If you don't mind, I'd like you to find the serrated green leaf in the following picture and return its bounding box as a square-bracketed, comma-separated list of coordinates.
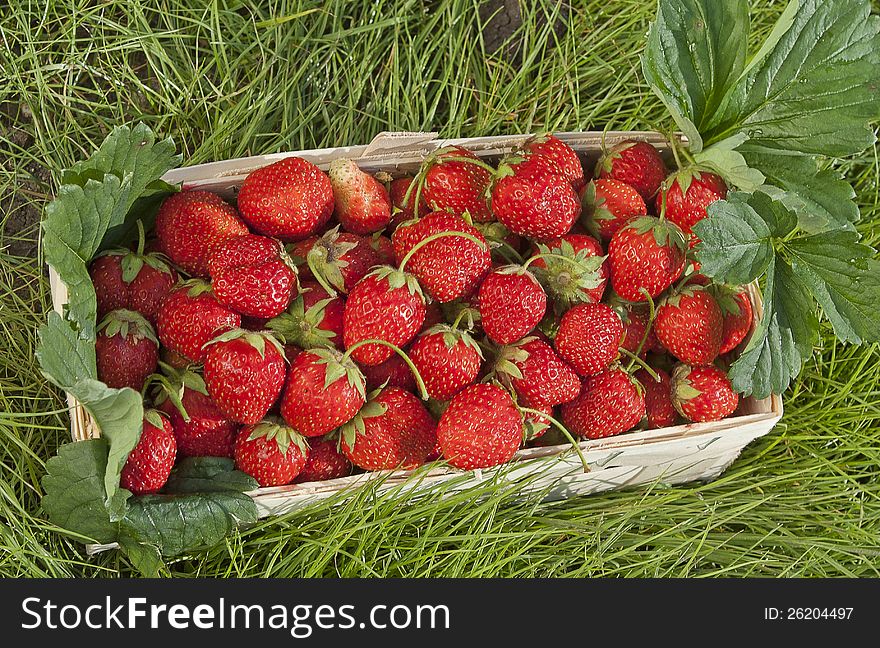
[641, 0, 749, 153]
[118, 535, 164, 577]
[693, 135, 764, 191]
[740, 146, 859, 233]
[164, 457, 259, 494]
[706, 0, 880, 156]
[41, 439, 118, 544]
[37, 311, 96, 387]
[784, 231, 880, 344]
[121, 491, 257, 557]
[728, 257, 818, 398]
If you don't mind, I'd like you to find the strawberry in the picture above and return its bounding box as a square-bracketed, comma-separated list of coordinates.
[409, 325, 483, 401]
[421, 146, 494, 223]
[90, 225, 178, 324]
[329, 158, 392, 234]
[120, 410, 177, 495]
[478, 265, 547, 345]
[493, 337, 580, 407]
[340, 386, 437, 470]
[156, 280, 241, 363]
[267, 279, 344, 350]
[155, 190, 249, 276]
[528, 234, 608, 308]
[234, 418, 308, 487]
[710, 285, 753, 355]
[284, 344, 303, 365]
[656, 169, 728, 234]
[280, 348, 366, 437]
[554, 303, 623, 377]
[581, 178, 647, 241]
[294, 436, 353, 483]
[523, 402, 554, 441]
[297, 227, 381, 295]
[359, 353, 418, 393]
[520, 133, 586, 191]
[391, 211, 491, 303]
[369, 233, 396, 266]
[95, 309, 159, 391]
[560, 369, 645, 439]
[671, 364, 739, 423]
[203, 329, 287, 424]
[654, 285, 723, 365]
[491, 154, 581, 240]
[618, 306, 662, 359]
[342, 267, 426, 366]
[387, 175, 428, 228]
[236, 156, 334, 240]
[635, 368, 677, 429]
[207, 234, 299, 318]
[607, 216, 687, 302]
[595, 140, 667, 201]
[473, 221, 524, 264]
[437, 383, 523, 470]
[152, 364, 238, 458]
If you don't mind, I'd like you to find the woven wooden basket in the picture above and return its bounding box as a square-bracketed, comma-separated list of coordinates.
[49, 131, 783, 522]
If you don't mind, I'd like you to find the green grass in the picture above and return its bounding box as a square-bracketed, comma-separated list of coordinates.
[1, 0, 879, 577]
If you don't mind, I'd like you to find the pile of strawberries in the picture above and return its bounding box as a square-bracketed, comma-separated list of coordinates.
[91, 134, 749, 494]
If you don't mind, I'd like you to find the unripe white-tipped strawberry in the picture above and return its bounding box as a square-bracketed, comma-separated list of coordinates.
[329, 158, 392, 235]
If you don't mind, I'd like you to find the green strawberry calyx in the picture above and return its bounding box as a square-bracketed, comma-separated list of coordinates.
[525, 243, 606, 308]
[247, 417, 309, 458]
[489, 336, 537, 384]
[340, 396, 389, 451]
[367, 265, 424, 299]
[310, 347, 367, 400]
[267, 294, 338, 350]
[96, 220, 176, 283]
[423, 324, 484, 359]
[147, 362, 209, 422]
[306, 226, 359, 297]
[143, 408, 167, 431]
[670, 364, 703, 417]
[203, 328, 286, 361]
[98, 309, 159, 345]
[626, 215, 688, 253]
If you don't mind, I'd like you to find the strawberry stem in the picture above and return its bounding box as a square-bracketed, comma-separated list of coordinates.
[519, 407, 590, 474]
[619, 348, 660, 382]
[521, 251, 589, 273]
[135, 219, 146, 256]
[305, 247, 340, 298]
[398, 231, 488, 273]
[450, 308, 470, 331]
[433, 155, 497, 175]
[341, 338, 430, 400]
[627, 288, 656, 366]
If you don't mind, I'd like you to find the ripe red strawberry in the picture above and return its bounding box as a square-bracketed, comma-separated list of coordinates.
[560, 369, 645, 439]
[90, 231, 178, 324]
[493, 337, 580, 407]
[607, 216, 687, 302]
[359, 353, 418, 393]
[340, 387, 437, 470]
[437, 383, 523, 470]
[710, 285, 753, 355]
[387, 175, 428, 228]
[491, 154, 581, 240]
[342, 267, 426, 366]
[237, 156, 334, 240]
[267, 279, 344, 350]
[392, 211, 491, 303]
[203, 329, 287, 424]
[155, 190, 249, 276]
[152, 365, 238, 458]
[96, 309, 158, 391]
[296, 227, 381, 295]
[522, 402, 554, 441]
[280, 348, 366, 437]
[671, 364, 739, 423]
[581, 178, 647, 240]
[294, 436, 353, 483]
[635, 368, 677, 429]
[409, 325, 482, 400]
[478, 265, 547, 345]
[654, 286, 723, 365]
[156, 280, 241, 362]
[329, 158, 392, 234]
[528, 234, 608, 307]
[619, 306, 662, 358]
[595, 140, 667, 201]
[234, 418, 308, 487]
[656, 169, 728, 234]
[421, 146, 494, 223]
[554, 303, 623, 377]
[207, 234, 298, 318]
[520, 133, 586, 191]
[120, 410, 177, 494]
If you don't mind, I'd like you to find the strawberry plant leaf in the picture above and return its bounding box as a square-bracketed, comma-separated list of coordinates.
[37, 311, 96, 386]
[692, 135, 764, 191]
[728, 257, 818, 398]
[117, 535, 164, 578]
[641, 0, 750, 153]
[705, 0, 880, 156]
[783, 231, 880, 344]
[740, 146, 859, 233]
[164, 458, 259, 494]
[41, 439, 118, 544]
[121, 491, 258, 557]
